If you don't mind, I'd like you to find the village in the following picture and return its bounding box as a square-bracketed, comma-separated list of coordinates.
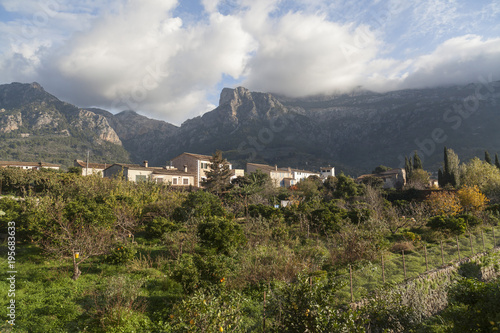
[0, 151, 423, 191]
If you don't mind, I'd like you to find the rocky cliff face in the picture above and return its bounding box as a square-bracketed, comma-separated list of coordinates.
[0, 82, 129, 167]
[0, 110, 22, 133]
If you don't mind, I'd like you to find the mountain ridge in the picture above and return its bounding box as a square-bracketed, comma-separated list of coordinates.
[0, 81, 499, 174]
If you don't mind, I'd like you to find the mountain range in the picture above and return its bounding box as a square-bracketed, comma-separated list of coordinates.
[1, 81, 499, 175]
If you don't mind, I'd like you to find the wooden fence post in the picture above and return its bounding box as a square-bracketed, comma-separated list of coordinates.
[402, 250, 407, 279]
[440, 240, 444, 266]
[493, 228, 497, 248]
[349, 265, 354, 303]
[469, 232, 474, 255]
[424, 245, 429, 271]
[481, 230, 485, 252]
[381, 255, 386, 284]
[456, 236, 461, 261]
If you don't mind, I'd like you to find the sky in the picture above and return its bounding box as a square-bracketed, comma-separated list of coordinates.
[1, 0, 500, 125]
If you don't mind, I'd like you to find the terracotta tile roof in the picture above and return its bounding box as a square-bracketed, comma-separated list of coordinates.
[74, 159, 110, 169]
[174, 152, 213, 161]
[107, 163, 152, 171]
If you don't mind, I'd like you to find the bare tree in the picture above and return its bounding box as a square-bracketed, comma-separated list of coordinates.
[36, 197, 128, 280]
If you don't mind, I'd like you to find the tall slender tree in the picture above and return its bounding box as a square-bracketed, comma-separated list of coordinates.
[441, 147, 460, 188]
[404, 156, 413, 178]
[495, 153, 500, 170]
[485, 151, 492, 165]
[413, 151, 423, 170]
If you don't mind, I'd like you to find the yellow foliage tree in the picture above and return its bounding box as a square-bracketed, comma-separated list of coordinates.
[457, 185, 489, 213]
[426, 191, 462, 216]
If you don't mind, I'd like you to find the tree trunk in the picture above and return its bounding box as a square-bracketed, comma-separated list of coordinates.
[72, 264, 81, 280]
[72, 251, 81, 280]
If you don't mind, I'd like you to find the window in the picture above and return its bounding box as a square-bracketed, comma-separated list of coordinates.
[156, 178, 163, 184]
[135, 175, 147, 182]
[201, 162, 209, 169]
[172, 178, 178, 185]
[183, 178, 189, 185]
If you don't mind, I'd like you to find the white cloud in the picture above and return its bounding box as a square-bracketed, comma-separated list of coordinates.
[0, 0, 499, 123]
[243, 11, 382, 96]
[400, 35, 500, 89]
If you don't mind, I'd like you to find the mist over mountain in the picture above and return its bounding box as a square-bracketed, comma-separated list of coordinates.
[0, 81, 499, 174]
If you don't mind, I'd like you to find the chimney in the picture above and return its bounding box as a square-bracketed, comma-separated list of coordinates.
[183, 165, 188, 173]
[275, 165, 278, 171]
[143, 160, 148, 168]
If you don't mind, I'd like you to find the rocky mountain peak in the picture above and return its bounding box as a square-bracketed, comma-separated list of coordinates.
[219, 86, 251, 106]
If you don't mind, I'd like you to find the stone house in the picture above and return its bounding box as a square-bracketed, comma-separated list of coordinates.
[356, 168, 407, 189]
[246, 162, 320, 187]
[103, 161, 195, 186]
[171, 152, 243, 187]
[73, 159, 110, 176]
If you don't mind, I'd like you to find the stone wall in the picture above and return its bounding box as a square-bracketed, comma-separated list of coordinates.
[353, 248, 500, 320]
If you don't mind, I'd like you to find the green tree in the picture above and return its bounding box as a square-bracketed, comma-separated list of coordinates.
[202, 150, 232, 195]
[267, 272, 366, 332]
[26, 196, 118, 280]
[460, 157, 500, 200]
[443, 278, 500, 332]
[413, 151, 423, 170]
[372, 165, 391, 174]
[485, 151, 492, 164]
[197, 216, 246, 255]
[441, 147, 460, 188]
[404, 156, 413, 178]
[174, 191, 226, 221]
[406, 168, 430, 189]
[333, 173, 363, 199]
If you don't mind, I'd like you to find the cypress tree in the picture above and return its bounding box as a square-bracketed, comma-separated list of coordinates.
[404, 156, 412, 178]
[441, 147, 450, 187]
[485, 151, 492, 165]
[413, 151, 423, 170]
[495, 153, 500, 169]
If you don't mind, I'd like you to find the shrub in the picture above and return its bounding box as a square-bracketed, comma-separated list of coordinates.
[248, 204, 283, 220]
[173, 191, 226, 222]
[457, 185, 489, 213]
[197, 217, 246, 255]
[145, 216, 179, 239]
[426, 191, 462, 216]
[105, 244, 137, 265]
[172, 254, 200, 293]
[427, 215, 467, 234]
[267, 272, 366, 332]
[167, 287, 248, 332]
[391, 241, 415, 253]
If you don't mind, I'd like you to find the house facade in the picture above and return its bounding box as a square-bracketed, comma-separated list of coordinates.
[356, 168, 407, 189]
[246, 163, 320, 187]
[0, 161, 60, 170]
[103, 162, 195, 186]
[171, 152, 243, 187]
[171, 153, 213, 187]
[320, 166, 335, 179]
[74, 159, 110, 176]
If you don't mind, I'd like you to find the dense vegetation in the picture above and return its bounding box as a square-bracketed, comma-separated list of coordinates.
[0, 148, 500, 332]
[0, 133, 130, 168]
